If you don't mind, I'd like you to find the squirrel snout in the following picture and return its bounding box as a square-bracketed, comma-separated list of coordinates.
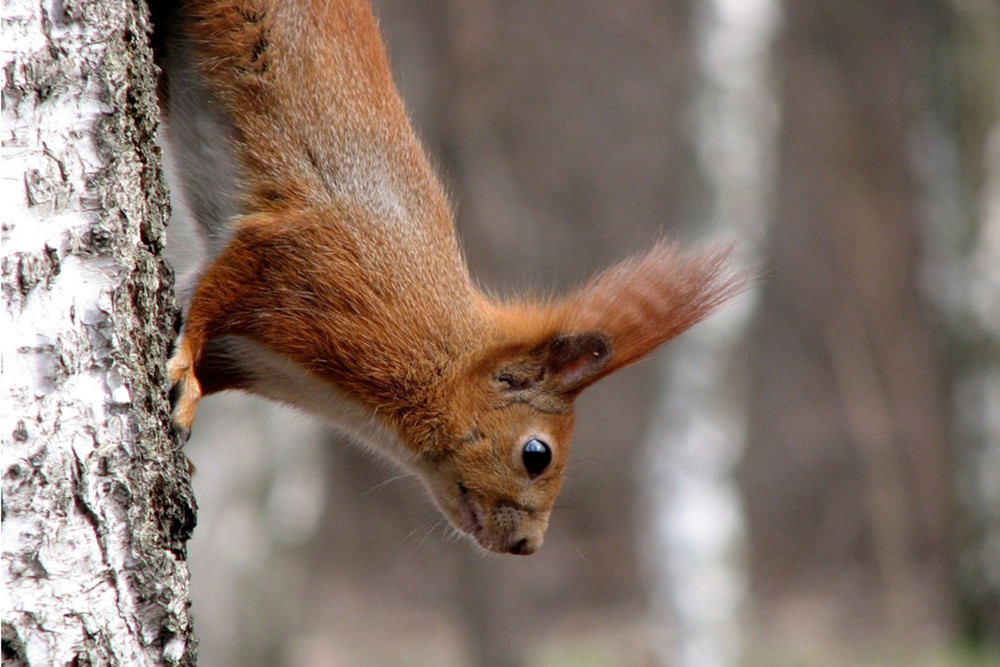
[507, 536, 540, 556]
[454, 484, 547, 554]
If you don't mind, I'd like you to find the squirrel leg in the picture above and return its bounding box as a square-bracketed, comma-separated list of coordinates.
[168, 332, 203, 441]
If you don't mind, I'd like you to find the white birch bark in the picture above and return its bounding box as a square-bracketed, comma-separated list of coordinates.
[641, 0, 777, 664]
[1, 1, 196, 665]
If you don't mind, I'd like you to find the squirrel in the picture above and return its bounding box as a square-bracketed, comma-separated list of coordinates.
[152, 0, 747, 555]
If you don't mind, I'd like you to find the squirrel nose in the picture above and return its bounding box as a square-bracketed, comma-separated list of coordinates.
[507, 536, 540, 555]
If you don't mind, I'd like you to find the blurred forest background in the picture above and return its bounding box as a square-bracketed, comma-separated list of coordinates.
[163, 0, 1000, 665]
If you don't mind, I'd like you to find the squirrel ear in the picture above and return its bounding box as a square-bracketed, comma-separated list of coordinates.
[490, 242, 747, 404]
[542, 332, 612, 394]
[495, 331, 612, 399]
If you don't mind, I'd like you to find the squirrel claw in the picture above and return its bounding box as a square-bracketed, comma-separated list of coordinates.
[173, 422, 192, 447]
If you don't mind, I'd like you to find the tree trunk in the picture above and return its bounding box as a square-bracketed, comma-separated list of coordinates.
[2, 1, 197, 665]
[936, 0, 1000, 642]
[742, 0, 953, 649]
[639, 1, 777, 665]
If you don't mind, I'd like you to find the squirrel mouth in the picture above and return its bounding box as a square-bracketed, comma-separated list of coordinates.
[457, 483, 484, 536]
[453, 483, 541, 555]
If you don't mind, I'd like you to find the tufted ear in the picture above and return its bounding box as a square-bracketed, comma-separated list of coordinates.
[557, 241, 748, 375]
[493, 331, 612, 406]
[489, 241, 748, 404]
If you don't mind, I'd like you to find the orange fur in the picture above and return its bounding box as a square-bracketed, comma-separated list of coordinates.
[157, 0, 747, 554]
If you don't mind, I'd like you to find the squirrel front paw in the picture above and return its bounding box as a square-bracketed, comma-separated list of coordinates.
[168, 335, 203, 441]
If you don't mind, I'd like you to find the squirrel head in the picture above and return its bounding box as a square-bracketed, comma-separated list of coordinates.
[408, 331, 611, 555]
[402, 242, 747, 554]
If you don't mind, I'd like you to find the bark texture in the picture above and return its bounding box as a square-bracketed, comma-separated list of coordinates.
[2, 1, 196, 665]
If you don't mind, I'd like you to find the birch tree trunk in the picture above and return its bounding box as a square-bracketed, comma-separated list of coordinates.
[640, 1, 776, 664]
[2, 1, 197, 665]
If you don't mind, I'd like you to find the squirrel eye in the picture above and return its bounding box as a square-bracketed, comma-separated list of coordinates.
[522, 439, 552, 478]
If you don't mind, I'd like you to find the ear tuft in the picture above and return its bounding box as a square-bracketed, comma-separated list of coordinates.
[559, 241, 749, 377]
[487, 240, 749, 401]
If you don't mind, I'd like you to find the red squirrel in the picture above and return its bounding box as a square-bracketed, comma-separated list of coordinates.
[154, 0, 746, 555]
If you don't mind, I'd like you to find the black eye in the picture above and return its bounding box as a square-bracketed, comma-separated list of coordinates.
[522, 439, 552, 478]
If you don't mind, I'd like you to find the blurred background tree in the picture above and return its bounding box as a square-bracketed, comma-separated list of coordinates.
[743, 0, 953, 658]
[166, 0, 1000, 665]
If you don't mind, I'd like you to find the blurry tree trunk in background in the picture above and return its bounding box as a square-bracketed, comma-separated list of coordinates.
[640, 1, 777, 665]
[742, 0, 954, 649]
[937, 0, 1000, 643]
[953, 115, 1000, 640]
[2, 1, 196, 664]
